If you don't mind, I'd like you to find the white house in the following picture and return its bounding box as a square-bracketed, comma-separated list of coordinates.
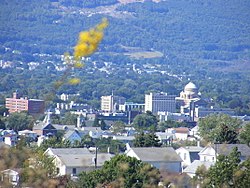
[155, 132, 174, 145]
[4, 134, 18, 146]
[44, 148, 113, 176]
[199, 144, 250, 162]
[174, 127, 189, 140]
[125, 145, 182, 173]
[53, 153, 113, 176]
[183, 160, 214, 178]
[18, 129, 37, 141]
[183, 144, 250, 178]
[176, 146, 203, 169]
[81, 127, 103, 138]
[45, 147, 91, 156]
[112, 135, 135, 145]
[189, 125, 200, 139]
[1, 169, 20, 186]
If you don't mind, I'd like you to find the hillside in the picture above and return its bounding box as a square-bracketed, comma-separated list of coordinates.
[0, 0, 250, 114]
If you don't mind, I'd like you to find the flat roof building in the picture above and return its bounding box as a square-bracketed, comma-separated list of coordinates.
[5, 92, 45, 115]
[145, 92, 176, 114]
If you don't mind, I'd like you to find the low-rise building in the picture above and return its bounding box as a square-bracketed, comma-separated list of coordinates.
[125, 145, 182, 173]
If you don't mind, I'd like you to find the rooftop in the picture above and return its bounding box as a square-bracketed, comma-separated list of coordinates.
[129, 147, 182, 162]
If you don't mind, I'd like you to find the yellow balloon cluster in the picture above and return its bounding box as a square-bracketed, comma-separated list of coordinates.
[74, 18, 108, 60]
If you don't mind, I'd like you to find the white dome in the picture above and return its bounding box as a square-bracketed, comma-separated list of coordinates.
[184, 82, 197, 92]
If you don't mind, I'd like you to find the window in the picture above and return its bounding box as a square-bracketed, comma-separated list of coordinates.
[72, 168, 76, 175]
[184, 153, 187, 160]
[56, 168, 60, 174]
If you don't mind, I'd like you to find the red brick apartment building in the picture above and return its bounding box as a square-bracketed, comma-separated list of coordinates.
[5, 92, 45, 114]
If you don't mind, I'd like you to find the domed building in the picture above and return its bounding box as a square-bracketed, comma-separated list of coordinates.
[176, 82, 207, 120]
[180, 82, 199, 100]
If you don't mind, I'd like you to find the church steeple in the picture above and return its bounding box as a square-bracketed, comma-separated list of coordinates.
[43, 109, 52, 124]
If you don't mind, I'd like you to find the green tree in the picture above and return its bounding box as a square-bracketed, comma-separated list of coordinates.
[5, 112, 34, 131]
[0, 118, 5, 129]
[198, 114, 242, 143]
[100, 119, 107, 130]
[132, 111, 158, 131]
[134, 132, 162, 147]
[201, 147, 250, 188]
[0, 106, 8, 116]
[61, 112, 78, 125]
[77, 154, 161, 188]
[111, 121, 126, 133]
[240, 123, 250, 146]
[216, 124, 239, 144]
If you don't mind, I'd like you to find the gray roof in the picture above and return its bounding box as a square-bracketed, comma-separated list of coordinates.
[183, 160, 214, 174]
[47, 148, 91, 155]
[182, 146, 204, 152]
[63, 130, 81, 140]
[130, 147, 182, 162]
[82, 127, 102, 132]
[215, 144, 250, 157]
[113, 135, 135, 141]
[57, 153, 114, 167]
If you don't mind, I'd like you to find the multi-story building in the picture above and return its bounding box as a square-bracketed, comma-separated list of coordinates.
[5, 92, 45, 114]
[119, 102, 145, 112]
[145, 92, 176, 114]
[101, 94, 126, 113]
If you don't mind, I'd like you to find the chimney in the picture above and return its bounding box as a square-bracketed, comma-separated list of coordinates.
[77, 115, 81, 128]
[197, 140, 200, 147]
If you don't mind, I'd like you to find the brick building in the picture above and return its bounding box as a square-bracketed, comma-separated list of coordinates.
[5, 92, 45, 114]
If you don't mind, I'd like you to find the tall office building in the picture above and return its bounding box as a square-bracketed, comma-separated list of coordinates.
[101, 94, 126, 113]
[145, 92, 176, 114]
[5, 91, 45, 114]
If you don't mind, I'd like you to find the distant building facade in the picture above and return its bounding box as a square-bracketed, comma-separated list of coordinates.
[119, 102, 145, 112]
[5, 92, 45, 114]
[194, 106, 235, 120]
[145, 92, 176, 114]
[101, 94, 126, 113]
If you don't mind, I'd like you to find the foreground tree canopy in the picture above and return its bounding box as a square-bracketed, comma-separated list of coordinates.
[194, 147, 250, 188]
[77, 154, 161, 188]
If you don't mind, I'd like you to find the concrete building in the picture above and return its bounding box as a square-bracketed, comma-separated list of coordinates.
[145, 92, 176, 114]
[194, 106, 234, 120]
[119, 102, 145, 112]
[5, 92, 45, 114]
[176, 82, 208, 121]
[101, 94, 126, 113]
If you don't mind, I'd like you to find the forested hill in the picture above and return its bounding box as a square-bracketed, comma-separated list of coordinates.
[1, 0, 249, 69]
[0, 0, 250, 114]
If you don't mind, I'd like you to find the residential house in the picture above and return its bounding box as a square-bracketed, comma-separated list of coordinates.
[125, 145, 182, 173]
[45, 147, 91, 156]
[62, 129, 82, 143]
[45, 148, 113, 176]
[174, 127, 189, 140]
[0, 169, 20, 186]
[199, 144, 250, 162]
[155, 132, 174, 145]
[189, 125, 200, 139]
[183, 144, 250, 178]
[175, 146, 203, 169]
[112, 135, 135, 146]
[4, 134, 18, 146]
[81, 127, 103, 138]
[18, 129, 37, 141]
[33, 121, 57, 136]
[183, 160, 214, 178]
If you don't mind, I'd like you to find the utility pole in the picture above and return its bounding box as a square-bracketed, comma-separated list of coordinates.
[95, 145, 97, 169]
